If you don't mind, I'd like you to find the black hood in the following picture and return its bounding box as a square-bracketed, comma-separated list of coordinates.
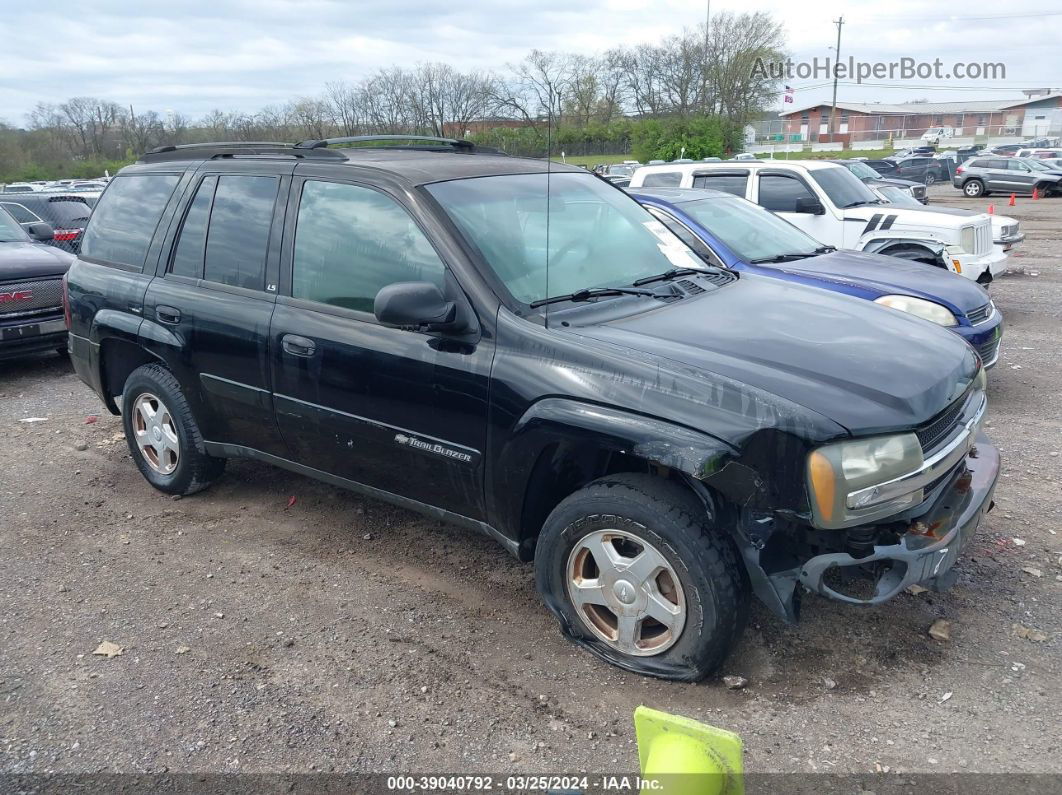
[571, 274, 978, 436]
[0, 242, 75, 282]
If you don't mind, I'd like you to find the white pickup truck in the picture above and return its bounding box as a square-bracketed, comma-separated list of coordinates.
[629, 161, 1007, 283]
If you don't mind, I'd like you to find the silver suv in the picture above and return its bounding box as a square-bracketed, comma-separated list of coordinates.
[953, 156, 1062, 198]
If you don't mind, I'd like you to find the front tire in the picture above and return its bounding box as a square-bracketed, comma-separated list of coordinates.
[121, 364, 225, 495]
[534, 474, 749, 681]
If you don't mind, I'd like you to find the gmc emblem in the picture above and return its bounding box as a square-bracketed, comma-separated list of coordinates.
[0, 290, 32, 303]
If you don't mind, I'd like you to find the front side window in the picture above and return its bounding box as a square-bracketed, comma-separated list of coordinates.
[808, 167, 879, 208]
[426, 172, 704, 305]
[81, 174, 180, 269]
[641, 171, 683, 187]
[757, 174, 817, 212]
[0, 202, 40, 224]
[691, 173, 748, 196]
[292, 181, 446, 313]
[0, 206, 28, 241]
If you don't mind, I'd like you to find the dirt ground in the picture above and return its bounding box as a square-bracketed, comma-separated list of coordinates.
[1, 185, 1060, 784]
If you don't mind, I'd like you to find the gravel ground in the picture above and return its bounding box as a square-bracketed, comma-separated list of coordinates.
[0, 185, 1059, 784]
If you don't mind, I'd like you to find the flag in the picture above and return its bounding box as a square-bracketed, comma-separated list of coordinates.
[783, 85, 794, 103]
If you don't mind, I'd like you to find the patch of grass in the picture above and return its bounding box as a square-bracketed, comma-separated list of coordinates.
[555, 153, 632, 168]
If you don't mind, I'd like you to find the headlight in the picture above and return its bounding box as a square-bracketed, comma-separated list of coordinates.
[974, 364, 987, 391]
[960, 226, 975, 253]
[807, 434, 924, 529]
[874, 295, 958, 326]
[903, 187, 915, 197]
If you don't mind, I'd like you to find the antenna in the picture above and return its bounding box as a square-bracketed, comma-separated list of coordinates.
[544, 84, 554, 329]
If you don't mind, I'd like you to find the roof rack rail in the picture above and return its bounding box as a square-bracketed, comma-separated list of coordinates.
[139, 141, 347, 162]
[294, 135, 491, 153]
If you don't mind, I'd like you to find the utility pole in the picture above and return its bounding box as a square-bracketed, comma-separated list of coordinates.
[828, 16, 844, 143]
[702, 0, 711, 115]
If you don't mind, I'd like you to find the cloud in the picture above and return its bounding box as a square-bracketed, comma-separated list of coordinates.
[1, 0, 1058, 123]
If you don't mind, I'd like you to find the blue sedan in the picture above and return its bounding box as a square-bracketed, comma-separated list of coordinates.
[630, 187, 1004, 367]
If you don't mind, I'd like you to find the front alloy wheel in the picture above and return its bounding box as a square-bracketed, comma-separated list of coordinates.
[566, 529, 686, 656]
[132, 392, 180, 475]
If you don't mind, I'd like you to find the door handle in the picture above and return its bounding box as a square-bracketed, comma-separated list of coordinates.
[282, 334, 316, 357]
[156, 305, 181, 324]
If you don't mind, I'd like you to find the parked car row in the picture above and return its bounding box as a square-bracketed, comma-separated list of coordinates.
[1, 178, 109, 194]
[5, 137, 1002, 682]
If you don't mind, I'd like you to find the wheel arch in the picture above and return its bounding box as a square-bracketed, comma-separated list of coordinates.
[98, 337, 164, 414]
[496, 399, 737, 561]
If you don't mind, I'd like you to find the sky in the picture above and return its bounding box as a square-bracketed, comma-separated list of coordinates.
[2, 0, 1060, 125]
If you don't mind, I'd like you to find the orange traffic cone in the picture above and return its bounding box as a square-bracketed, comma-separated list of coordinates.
[1033, 187, 1040, 200]
[987, 204, 994, 214]
[1009, 193, 1016, 206]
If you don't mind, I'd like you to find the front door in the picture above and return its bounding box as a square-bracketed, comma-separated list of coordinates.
[753, 172, 841, 247]
[269, 176, 492, 520]
[142, 163, 291, 457]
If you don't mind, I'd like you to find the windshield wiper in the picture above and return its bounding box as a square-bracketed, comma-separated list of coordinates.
[841, 199, 885, 208]
[631, 266, 717, 286]
[529, 286, 660, 308]
[749, 252, 818, 264]
[814, 245, 836, 253]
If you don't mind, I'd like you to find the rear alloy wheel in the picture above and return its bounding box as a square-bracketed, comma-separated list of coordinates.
[122, 364, 225, 495]
[131, 393, 180, 475]
[963, 180, 985, 198]
[925, 173, 937, 186]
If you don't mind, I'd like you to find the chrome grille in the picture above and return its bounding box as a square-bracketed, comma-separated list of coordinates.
[916, 398, 966, 454]
[975, 222, 992, 255]
[978, 338, 1001, 367]
[965, 302, 994, 325]
[0, 278, 63, 317]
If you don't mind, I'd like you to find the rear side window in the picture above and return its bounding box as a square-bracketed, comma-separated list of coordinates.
[641, 171, 683, 187]
[691, 173, 748, 196]
[167, 175, 277, 289]
[169, 176, 217, 278]
[204, 176, 278, 289]
[81, 174, 180, 269]
[291, 180, 446, 314]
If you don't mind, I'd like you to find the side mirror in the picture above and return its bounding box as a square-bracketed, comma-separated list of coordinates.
[794, 196, 825, 215]
[27, 222, 54, 241]
[374, 281, 458, 331]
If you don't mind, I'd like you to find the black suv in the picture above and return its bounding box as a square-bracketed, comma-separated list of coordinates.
[65, 137, 999, 680]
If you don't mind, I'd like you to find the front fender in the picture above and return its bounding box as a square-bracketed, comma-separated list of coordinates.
[860, 235, 947, 257]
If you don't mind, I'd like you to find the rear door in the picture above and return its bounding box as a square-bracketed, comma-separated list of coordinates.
[141, 161, 291, 456]
[269, 174, 492, 520]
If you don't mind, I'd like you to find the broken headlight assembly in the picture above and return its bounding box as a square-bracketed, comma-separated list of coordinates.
[807, 433, 924, 529]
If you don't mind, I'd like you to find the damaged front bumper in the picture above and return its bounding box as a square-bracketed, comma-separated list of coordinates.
[799, 433, 999, 605]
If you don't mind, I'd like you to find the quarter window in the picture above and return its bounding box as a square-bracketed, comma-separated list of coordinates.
[291, 180, 446, 313]
[80, 174, 180, 269]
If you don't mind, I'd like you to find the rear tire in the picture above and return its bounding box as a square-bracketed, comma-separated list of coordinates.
[963, 179, 985, 198]
[121, 363, 225, 495]
[534, 473, 749, 681]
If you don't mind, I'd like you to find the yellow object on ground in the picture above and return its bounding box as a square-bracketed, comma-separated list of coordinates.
[634, 705, 744, 795]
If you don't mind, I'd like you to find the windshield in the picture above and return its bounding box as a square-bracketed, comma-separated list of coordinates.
[427, 172, 703, 305]
[810, 167, 880, 208]
[1024, 159, 1052, 172]
[0, 207, 28, 242]
[678, 195, 822, 261]
[877, 185, 922, 208]
[607, 164, 636, 177]
[844, 161, 881, 180]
